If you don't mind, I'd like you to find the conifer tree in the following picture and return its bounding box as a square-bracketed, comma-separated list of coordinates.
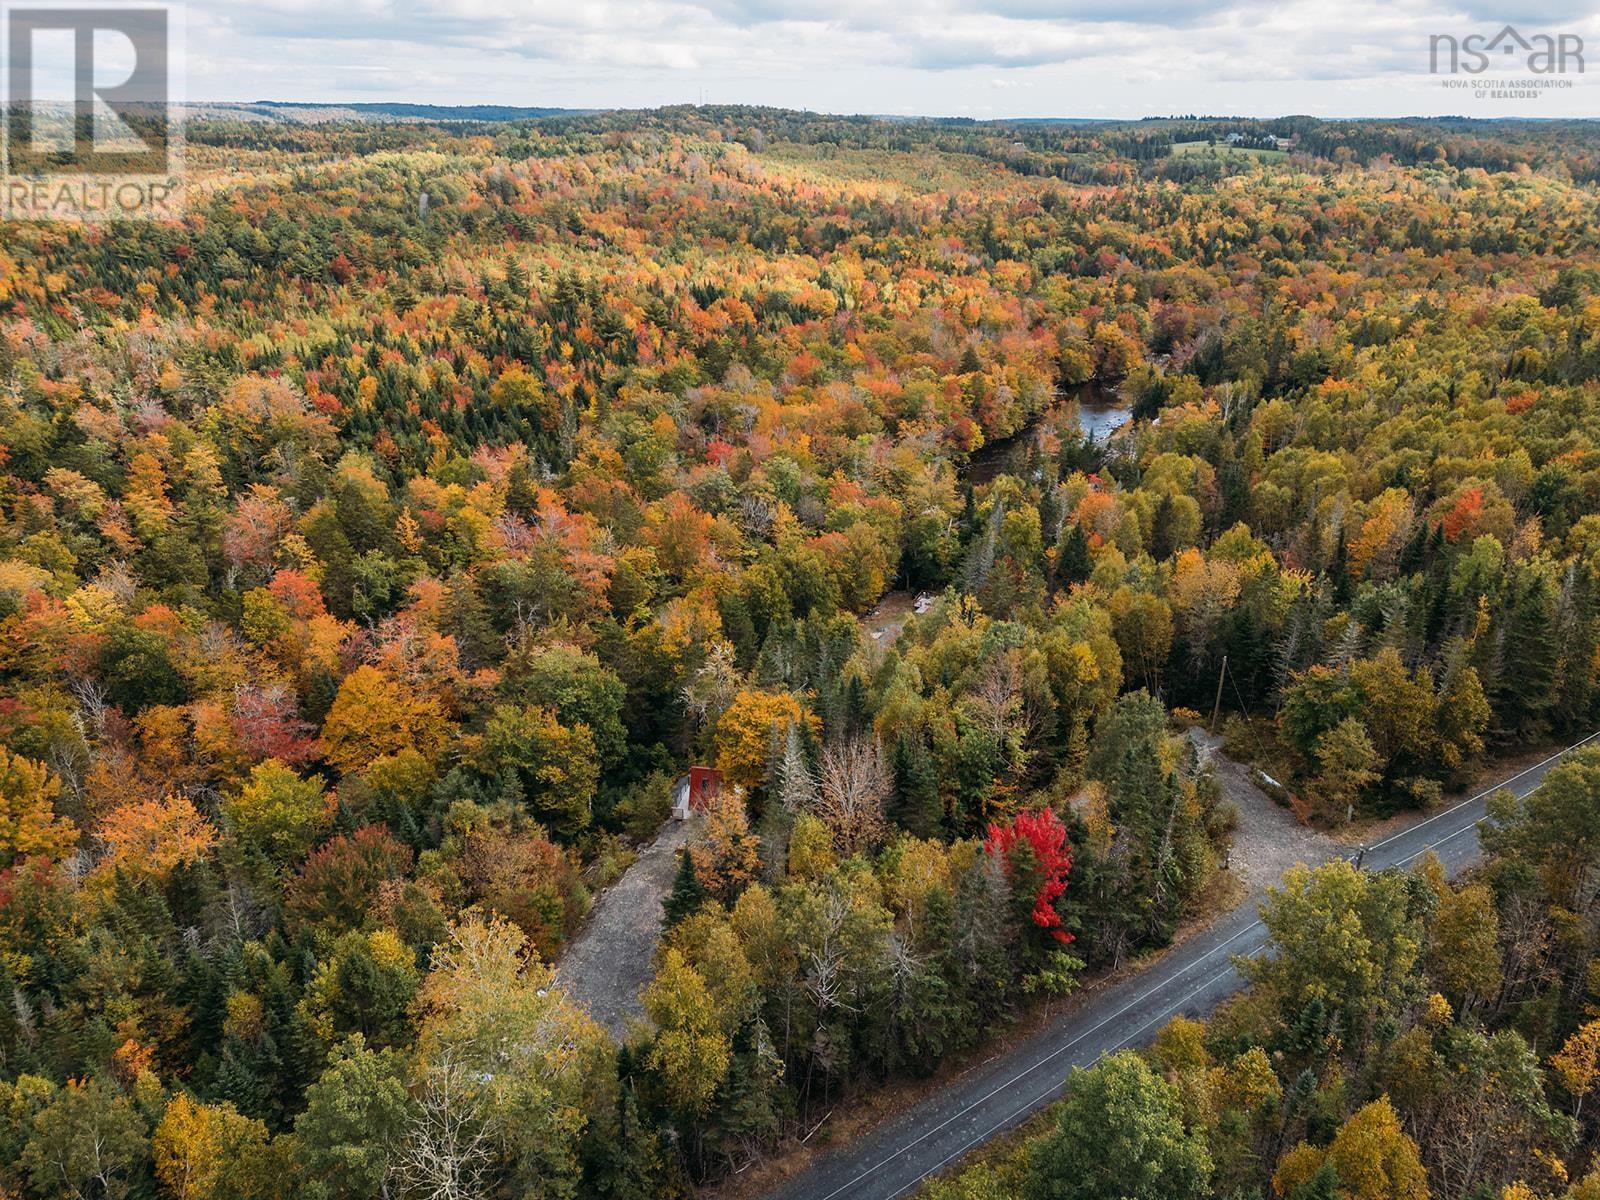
[663, 848, 707, 928]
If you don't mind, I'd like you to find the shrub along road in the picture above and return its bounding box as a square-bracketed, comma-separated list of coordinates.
[765, 733, 1600, 1200]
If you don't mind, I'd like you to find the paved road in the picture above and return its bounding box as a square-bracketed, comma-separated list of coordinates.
[766, 733, 1600, 1200]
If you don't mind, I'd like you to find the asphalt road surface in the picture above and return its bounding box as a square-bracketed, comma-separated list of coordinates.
[766, 732, 1600, 1200]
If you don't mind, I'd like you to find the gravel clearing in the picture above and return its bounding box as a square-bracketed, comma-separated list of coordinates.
[1187, 726, 1336, 890]
[557, 815, 699, 1037]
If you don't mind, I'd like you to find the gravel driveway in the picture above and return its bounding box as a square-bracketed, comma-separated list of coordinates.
[1187, 726, 1334, 889]
[556, 815, 699, 1037]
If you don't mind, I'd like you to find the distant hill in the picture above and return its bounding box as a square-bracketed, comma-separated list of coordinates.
[184, 101, 594, 124]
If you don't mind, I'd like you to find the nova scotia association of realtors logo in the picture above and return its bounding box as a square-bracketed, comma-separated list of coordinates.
[1431, 24, 1584, 75]
[1430, 24, 1584, 102]
[1, 4, 184, 221]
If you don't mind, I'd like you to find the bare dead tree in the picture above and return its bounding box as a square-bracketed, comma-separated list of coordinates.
[817, 737, 890, 856]
[66, 675, 109, 741]
[682, 640, 743, 730]
[395, 1052, 501, 1200]
[973, 649, 1031, 750]
[802, 892, 852, 1018]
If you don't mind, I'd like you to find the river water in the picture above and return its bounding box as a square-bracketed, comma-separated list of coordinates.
[1075, 395, 1133, 442]
[965, 386, 1131, 484]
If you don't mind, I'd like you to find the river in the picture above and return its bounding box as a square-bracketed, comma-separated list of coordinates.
[1075, 392, 1133, 442]
[965, 384, 1131, 484]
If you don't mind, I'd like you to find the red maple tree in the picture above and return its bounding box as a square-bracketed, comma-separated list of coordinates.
[985, 808, 1074, 945]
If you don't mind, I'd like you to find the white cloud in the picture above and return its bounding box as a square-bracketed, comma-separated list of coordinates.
[176, 0, 1600, 117]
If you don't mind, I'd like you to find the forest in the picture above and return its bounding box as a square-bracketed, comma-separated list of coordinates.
[0, 107, 1599, 1198]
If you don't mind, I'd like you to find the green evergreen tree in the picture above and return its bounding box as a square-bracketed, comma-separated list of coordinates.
[890, 732, 942, 839]
[1150, 492, 1179, 562]
[1288, 1162, 1343, 1200]
[1058, 522, 1092, 588]
[662, 848, 707, 928]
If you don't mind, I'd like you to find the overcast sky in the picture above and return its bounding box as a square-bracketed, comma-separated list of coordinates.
[178, 0, 1600, 119]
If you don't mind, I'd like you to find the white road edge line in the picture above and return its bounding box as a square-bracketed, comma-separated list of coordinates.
[799, 729, 1600, 1200]
[1363, 730, 1600, 855]
[806, 919, 1267, 1200]
[890, 756, 1577, 1200]
[886, 958, 1247, 1200]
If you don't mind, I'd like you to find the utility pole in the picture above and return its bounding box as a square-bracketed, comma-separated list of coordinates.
[1210, 654, 1228, 733]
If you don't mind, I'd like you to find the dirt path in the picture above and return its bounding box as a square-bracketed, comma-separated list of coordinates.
[1187, 727, 1336, 893]
[556, 815, 698, 1037]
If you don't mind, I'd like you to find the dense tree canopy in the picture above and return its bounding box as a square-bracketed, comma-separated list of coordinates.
[3, 106, 1600, 1196]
